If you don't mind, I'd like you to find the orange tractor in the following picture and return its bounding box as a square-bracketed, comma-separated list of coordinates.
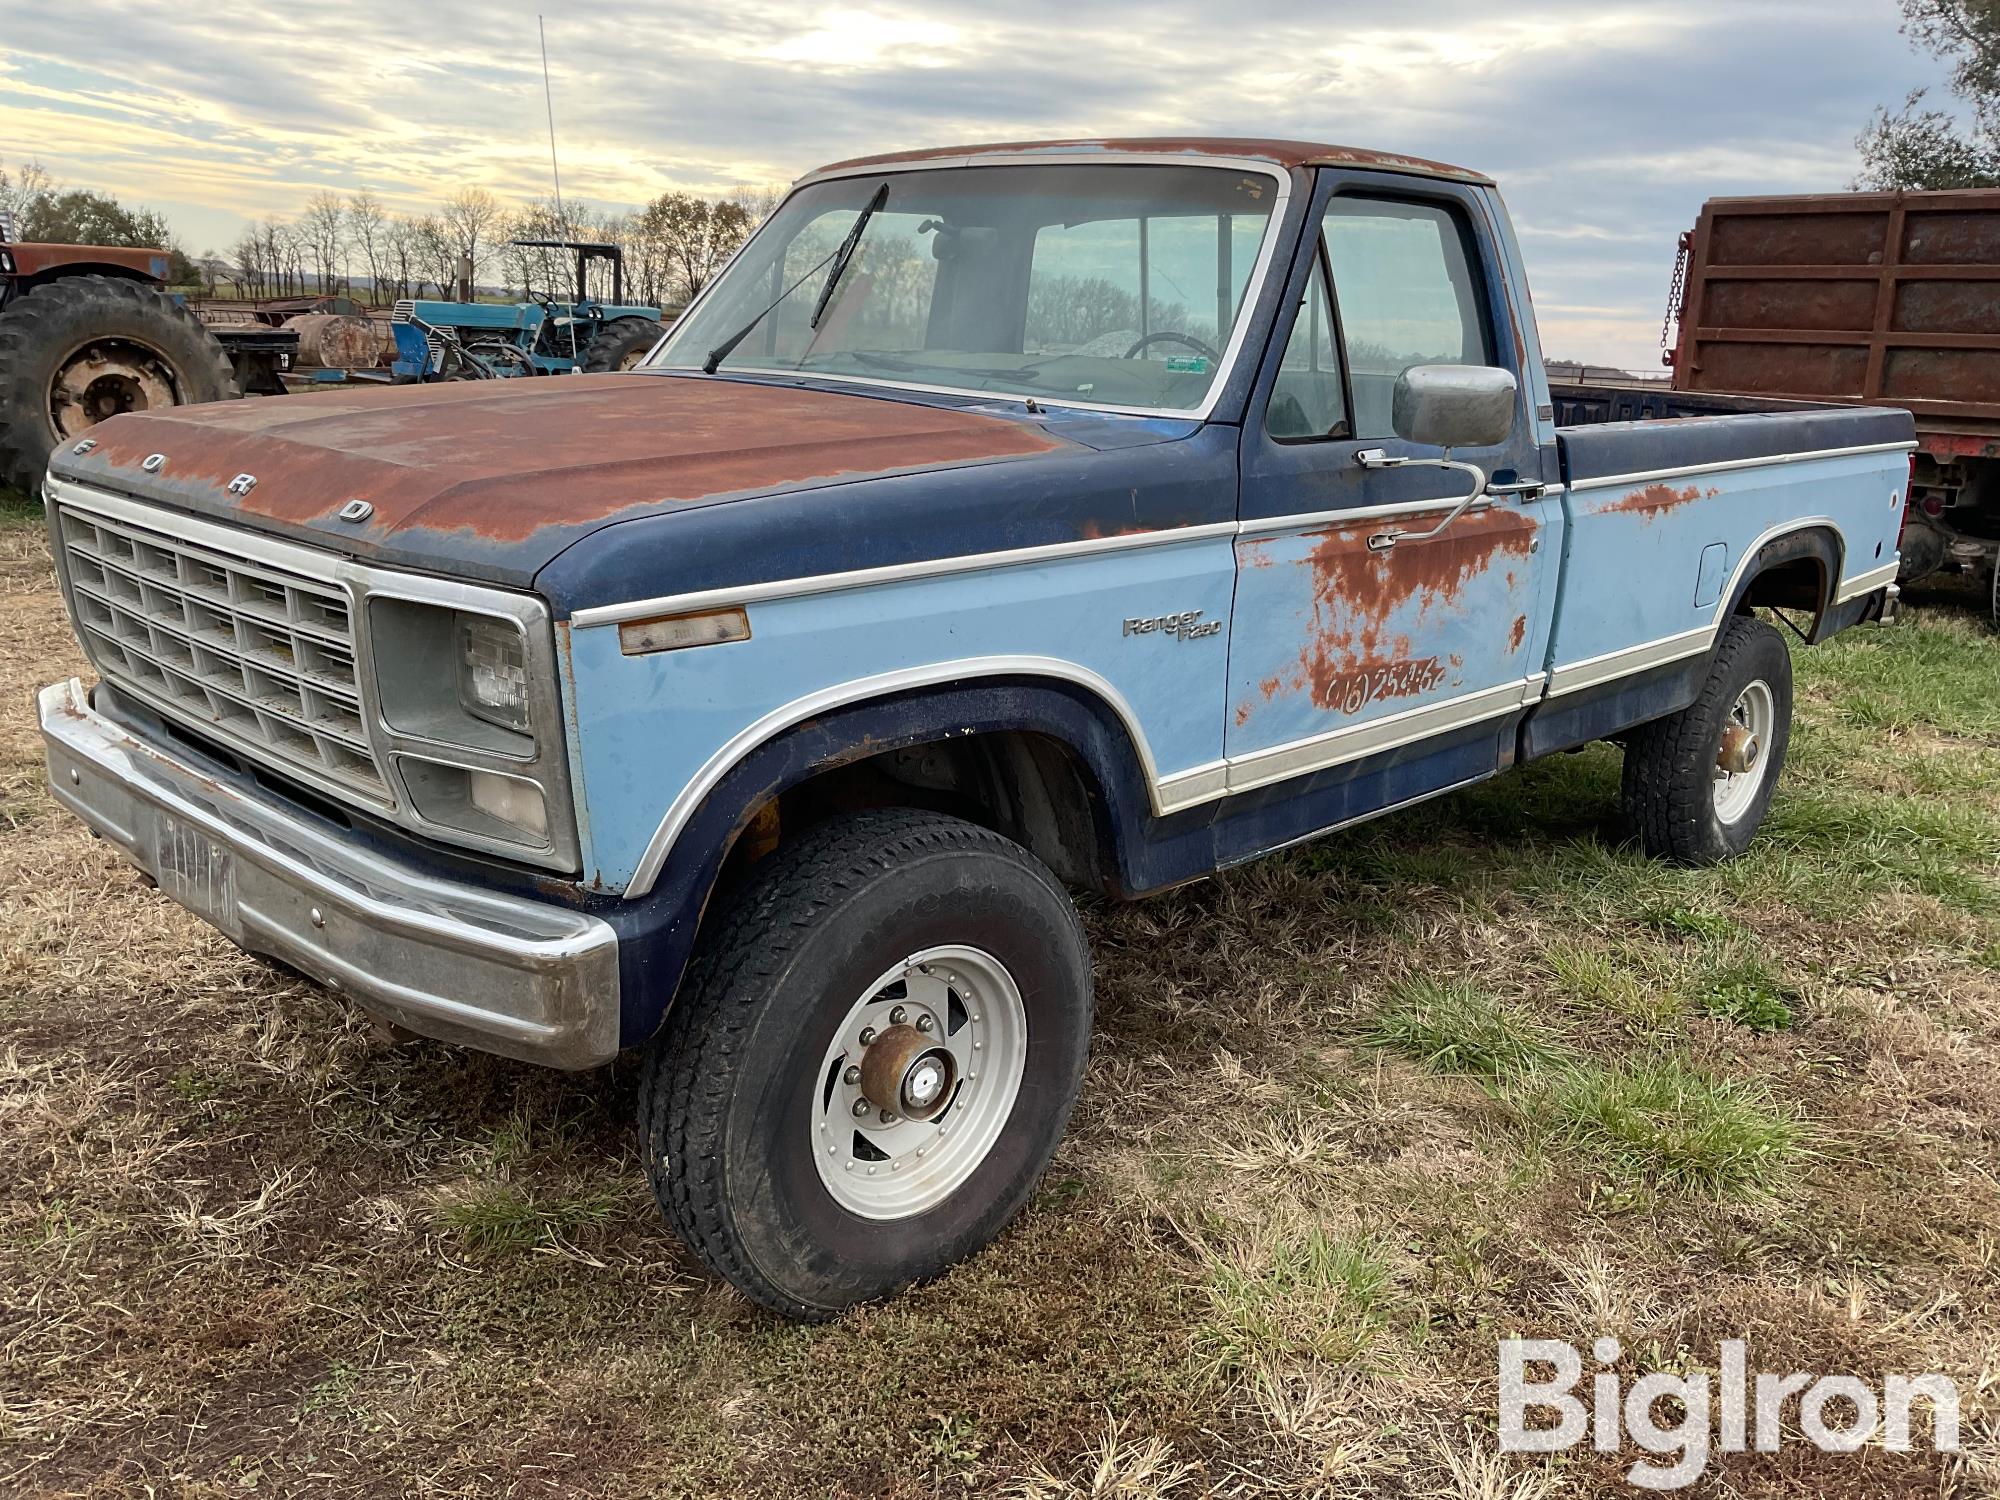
[0, 240, 293, 494]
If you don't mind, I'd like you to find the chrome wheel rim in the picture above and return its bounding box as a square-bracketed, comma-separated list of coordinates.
[811, 944, 1028, 1220]
[1713, 679, 1776, 824]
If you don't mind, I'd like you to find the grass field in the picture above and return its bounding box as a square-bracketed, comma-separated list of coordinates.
[2, 489, 1996, 1496]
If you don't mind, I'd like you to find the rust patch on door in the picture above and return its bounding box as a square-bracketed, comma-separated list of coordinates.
[1508, 613, 1528, 652]
[1256, 508, 1537, 714]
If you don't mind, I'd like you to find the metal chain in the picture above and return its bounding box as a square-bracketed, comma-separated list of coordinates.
[1660, 232, 1691, 364]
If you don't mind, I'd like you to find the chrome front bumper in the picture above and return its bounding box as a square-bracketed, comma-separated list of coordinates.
[38, 678, 621, 1069]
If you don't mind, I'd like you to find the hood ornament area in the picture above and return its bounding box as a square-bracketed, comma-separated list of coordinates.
[226, 473, 257, 496]
[141, 453, 166, 473]
[337, 499, 374, 524]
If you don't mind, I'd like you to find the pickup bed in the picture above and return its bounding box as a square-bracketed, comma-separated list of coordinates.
[36, 138, 1913, 1317]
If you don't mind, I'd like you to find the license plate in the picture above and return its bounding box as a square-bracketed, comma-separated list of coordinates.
[153, 815, 237, 933]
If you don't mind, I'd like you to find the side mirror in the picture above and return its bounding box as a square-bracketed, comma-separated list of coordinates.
[1391, 364, 1518, 451]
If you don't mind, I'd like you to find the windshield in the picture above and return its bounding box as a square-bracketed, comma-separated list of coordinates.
[656, 163, 1281, 413]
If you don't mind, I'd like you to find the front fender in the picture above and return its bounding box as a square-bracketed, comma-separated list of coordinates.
[604, 675, 1156, 1048]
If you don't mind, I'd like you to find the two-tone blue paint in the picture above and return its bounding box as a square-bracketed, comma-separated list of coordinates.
[514, 159, 1914, 1051]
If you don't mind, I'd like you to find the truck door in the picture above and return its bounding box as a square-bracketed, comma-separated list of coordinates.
[1227, 175, 1558, 807]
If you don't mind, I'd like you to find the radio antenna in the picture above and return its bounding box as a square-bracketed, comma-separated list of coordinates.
[537, 15, 580, 359]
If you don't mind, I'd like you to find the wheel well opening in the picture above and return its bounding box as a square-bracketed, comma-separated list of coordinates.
[1737, 552, 1831, 632]
[714, 730, 1115, 898]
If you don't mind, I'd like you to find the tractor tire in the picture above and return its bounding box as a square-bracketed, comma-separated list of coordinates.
[581, 317, 661, 374]
[0, 275, 239, 495]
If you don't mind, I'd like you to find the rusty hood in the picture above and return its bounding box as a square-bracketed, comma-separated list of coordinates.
[48, 373, 1074, 586]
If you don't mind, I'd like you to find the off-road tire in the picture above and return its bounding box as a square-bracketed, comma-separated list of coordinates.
[0, 275, 239, 494]
[1622, 615, 1792, 865]
[581, 317, 660, 373]
[638, 808, 1093, 1319]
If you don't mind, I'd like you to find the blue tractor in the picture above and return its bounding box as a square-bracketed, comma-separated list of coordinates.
[390, 240, 664, 382]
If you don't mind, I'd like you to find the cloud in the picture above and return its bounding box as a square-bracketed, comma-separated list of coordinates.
[2, 0, 1948, 366]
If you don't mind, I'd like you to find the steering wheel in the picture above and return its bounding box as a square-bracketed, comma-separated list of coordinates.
[1123, 330, 1221, 362]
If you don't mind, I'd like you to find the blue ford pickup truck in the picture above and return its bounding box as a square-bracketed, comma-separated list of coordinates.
[37, 139, 1912, 1316]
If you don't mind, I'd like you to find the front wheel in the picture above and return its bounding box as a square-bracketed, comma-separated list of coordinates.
[1622, 615, 1793, 864]
[638, 809, 1093, 1319]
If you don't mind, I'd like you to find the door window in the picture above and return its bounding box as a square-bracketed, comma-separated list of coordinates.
[1265, 254, 1348, 441]
[1318, 196, 1492, 440]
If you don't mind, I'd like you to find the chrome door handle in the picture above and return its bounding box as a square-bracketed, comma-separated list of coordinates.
[1357, 447, 1490, 551]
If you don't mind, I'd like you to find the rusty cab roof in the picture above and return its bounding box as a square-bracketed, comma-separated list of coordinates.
[804, 137, 1491, 187]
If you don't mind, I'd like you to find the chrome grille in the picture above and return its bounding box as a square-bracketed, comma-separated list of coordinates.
[55, 502, 389, 803]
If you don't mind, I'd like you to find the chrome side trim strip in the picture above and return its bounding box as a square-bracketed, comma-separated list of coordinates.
[1836, 560, 1900, 603]
[1240, 495, 1480, 537]
[624, 656, 1172, 897]
[1155, 760, 1229, 811]
[1566, 439, 1917, 493]
[571, 488, 1568, 631]
[1222, 679, 1530, 796]
[1546, 628, 1711, 698]
[569, 523, 1239, 628]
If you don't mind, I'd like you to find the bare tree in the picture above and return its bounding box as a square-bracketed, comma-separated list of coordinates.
[347, 190, 388, 306]
[637, 191, 757, 307]
[299, 190, 347, 294]
[731, 184, 785, 232]
[413, 214, 458, 298]
[278, 222, 307, 298]
[228, 229, 262, 296]
[0, 158, 54, 240]
[384, 214, 419, 301]
[440, 187, 503, 299]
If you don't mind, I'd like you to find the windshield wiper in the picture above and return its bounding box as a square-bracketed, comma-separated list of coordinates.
[807, 182, 888, 331]
[700, 182, 889, 375]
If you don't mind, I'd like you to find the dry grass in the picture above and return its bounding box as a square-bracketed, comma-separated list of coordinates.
[3, 502, 1998, 1495]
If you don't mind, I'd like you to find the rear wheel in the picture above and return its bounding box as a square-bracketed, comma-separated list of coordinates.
[1622, 615, 1792, 864]
[581, 317, 661, 373]
[638, 809, 1093, 1319]
[0, 275, 239, 493]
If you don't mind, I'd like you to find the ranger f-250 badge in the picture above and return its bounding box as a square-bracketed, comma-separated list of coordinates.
[1123, 608, 1222, 641]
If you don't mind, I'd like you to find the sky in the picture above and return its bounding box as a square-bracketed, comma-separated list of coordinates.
[0, 0, 1959, 369]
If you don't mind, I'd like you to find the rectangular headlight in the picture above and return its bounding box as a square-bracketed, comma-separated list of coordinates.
[458, 613, 530, 731]
[359, 585, 577, 871]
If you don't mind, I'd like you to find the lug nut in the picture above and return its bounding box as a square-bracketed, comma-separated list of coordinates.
[879, 1109, 897, 1124]
[889, 1005, 907, 1025]
[859, 1026, 876, 1046]
[915, 1014, 934, 1033]
[851, 1098, 871, 1117]
[843, 1065, 861, 1086]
